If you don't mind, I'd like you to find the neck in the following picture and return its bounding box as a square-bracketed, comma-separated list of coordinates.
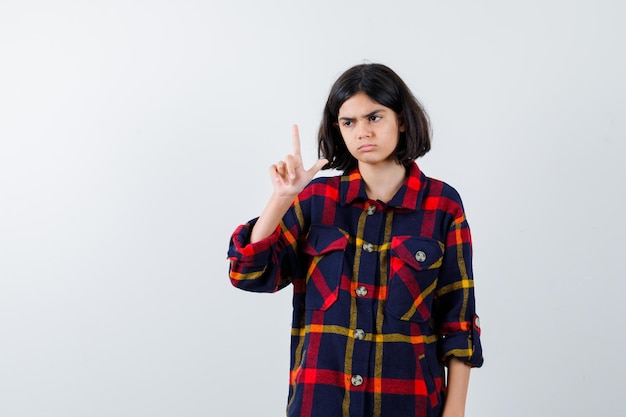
[359, 161, 407, 203]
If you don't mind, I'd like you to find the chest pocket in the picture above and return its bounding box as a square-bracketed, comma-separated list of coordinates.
[387, 236, 444, 323]
[301, 225, 349, 311]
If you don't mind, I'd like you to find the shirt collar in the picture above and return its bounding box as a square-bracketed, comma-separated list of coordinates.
[339, 162, 426, 210]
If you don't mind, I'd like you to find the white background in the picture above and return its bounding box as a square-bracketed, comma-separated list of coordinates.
[1, 1, 625, 416]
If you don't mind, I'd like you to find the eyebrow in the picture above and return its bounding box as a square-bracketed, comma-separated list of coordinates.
[338, 109, 386, 121]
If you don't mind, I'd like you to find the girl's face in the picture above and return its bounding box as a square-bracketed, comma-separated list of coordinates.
[337, 92, 405, 169]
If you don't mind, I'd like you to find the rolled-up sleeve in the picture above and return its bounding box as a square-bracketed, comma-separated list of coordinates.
[435, 211, 484, 368]
[227, 218, 284, 292]
[228, 198, 305, 294]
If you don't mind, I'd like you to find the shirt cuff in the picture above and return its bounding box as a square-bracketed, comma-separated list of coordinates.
[227, 218, 282, 267]
[438, 315, 484, 368]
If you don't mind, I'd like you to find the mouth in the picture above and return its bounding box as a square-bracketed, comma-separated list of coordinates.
[358, 144, 376, 151]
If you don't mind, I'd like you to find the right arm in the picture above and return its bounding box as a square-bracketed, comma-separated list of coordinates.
[227, 125, 328, 292]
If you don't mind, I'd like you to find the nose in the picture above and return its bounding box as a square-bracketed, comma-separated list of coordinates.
[356, 121, 371, 139]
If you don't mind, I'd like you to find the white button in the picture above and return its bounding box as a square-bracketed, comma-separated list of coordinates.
[351, 375, 363, 387]
[363, 242, 374, 252]
[415, 250, 427, 262]
[354, 329, 365, 340]
[355, 286, 368, 297]
[366, 205, 376, 215]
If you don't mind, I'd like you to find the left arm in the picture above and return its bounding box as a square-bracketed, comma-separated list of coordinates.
[435, 186, 484, 414]
[442, 358, 471, 417]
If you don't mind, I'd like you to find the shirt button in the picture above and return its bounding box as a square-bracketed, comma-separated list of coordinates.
[355, 286, 368, 297]
[363, 242, 374, 252]
[415, 250, 427, 262]
[366, 205, 376, 215]
[351, 375, 363, 387]
[354, 329, 365, 340]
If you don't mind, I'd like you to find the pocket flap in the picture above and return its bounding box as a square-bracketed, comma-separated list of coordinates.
[390, 236, 444, 271]
[302, 225, 349, 256]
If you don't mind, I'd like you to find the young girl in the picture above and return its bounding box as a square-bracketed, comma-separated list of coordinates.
[228, 63, 483, 417]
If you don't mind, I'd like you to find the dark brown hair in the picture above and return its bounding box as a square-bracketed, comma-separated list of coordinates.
[318, 63, 431, 172]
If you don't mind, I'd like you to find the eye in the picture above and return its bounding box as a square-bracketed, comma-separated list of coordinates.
[369, 115, 381, 122]
[342, 120, 353, 127]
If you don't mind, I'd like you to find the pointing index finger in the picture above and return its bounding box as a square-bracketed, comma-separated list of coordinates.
[292, 124, 301, 157]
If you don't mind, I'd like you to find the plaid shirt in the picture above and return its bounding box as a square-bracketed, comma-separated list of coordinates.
[228, 162, 483, 417]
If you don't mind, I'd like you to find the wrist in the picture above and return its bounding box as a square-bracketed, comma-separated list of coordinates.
[271, 190, 298, 202]
[442, 405, 465, 417]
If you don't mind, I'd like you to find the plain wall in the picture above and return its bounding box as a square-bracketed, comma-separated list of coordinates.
[1, 0, 625, 416]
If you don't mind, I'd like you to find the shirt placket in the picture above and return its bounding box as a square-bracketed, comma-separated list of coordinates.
[348, 200, 384, 415]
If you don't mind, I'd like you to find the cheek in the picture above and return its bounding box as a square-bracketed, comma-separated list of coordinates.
[340, 135, 358, 155]
[342, 138, 353, 151]
[338, 129, 351, 145]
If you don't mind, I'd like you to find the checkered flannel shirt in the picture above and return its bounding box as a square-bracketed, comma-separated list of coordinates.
[228, 162, 483, 417]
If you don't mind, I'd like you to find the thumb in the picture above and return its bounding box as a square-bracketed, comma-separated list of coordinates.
[307, 158, 329, 176]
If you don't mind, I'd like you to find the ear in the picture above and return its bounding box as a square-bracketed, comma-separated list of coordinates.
[398, 112, 406, 132]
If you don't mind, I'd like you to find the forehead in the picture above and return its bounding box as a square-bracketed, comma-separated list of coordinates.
[338, 92, 392, 117]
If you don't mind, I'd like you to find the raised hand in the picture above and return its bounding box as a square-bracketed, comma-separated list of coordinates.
[250, 125, 328, 243]
[269, 124, 328, 199]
